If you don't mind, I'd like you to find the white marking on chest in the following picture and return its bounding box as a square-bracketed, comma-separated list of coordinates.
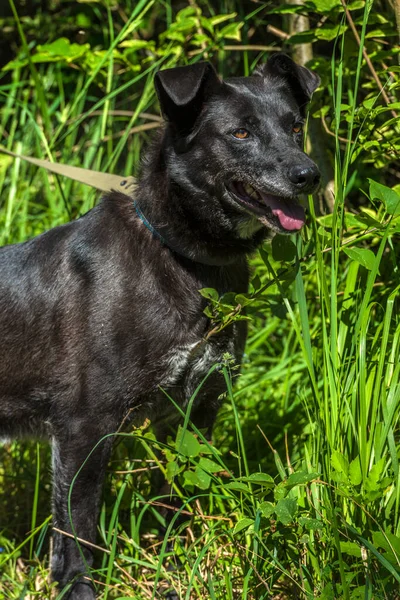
[161, 343, 198, 386]
[161, 339, 233, 390]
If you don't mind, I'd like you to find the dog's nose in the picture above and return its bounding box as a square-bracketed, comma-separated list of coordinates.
[288, 164, 320, 192]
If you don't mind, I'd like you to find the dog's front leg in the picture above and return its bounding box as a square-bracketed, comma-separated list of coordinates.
[51, 429, 114, 599]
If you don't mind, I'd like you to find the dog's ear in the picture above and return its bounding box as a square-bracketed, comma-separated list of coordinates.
[254, 53, 320, 111]
[155, 62, 221, 131]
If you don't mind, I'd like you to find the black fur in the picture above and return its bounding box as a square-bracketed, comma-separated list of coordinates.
[0, 54, 320, 598]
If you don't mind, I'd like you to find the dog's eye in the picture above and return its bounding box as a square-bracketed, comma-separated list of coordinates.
[232, 128, 250, 139]
[292, 123, 303, 134]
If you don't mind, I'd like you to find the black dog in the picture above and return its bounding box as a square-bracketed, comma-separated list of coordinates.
[0, 54, 320, 598]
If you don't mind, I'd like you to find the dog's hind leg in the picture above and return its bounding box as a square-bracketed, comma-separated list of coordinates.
[189, 397, 221, 440]
[50, 425, 114, 599]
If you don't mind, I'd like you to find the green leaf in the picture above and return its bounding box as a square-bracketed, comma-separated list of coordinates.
[199, 287, 219, 302]
[347, 0, 365, 8]
[119, 40, 154, 50]
[219, 292, 236, 306]
[275, 498, 297, 525]
[353, 210, 383, 228]
[298, 517, 324, 530]
[233, 517, 254, 535]
[288, 31, 317, 44]
[176, 17, 199, 31]
[238, 473, 275, 486]
[163, 30, 186, 43]
[176, 427, 201, 458]
[166, 460, 181, 482]
[311, 0, 341, 10]
[183, 469, 205, 488]
[183, 467, 212, 490]
[318, 214, 333, 228]
[272, 234, 297, 262]
[183, 470, 195, 486]
[343, 247, 375, 270]
[349, 457, 363, 486]
[274, 481, 288, 501]
[193, 466, 211, 489]
[285, 471, 320, 488]
[340, 541, 362, 557]
[209, 13, 237, 26]
[365, 457, 385, 491]
[250, 274, 261, 293]
[369, 179, 400, 216]
[218, 22, 243, 41]
[372, 530, 400, 562]
[330, 471, 352, 488]
[5, 39, 91, 70]
[0, 154, 12, 171]
[320, 584, 335, 600]
[36, 38, 90, 62]
[225, 482, 250, 493]
[234, 293, 253, 307]
[76, 13, 91, 28]
[268, 4, 309, 14]
[365, 28, 395, 38]
[248, 472, 275, 485]
[176, 6, 198, 20]
[191, 34, 211, 46]
[331, 451, 349, 476]
[315, 24, 347, 40]
[376, 103, 400, 114]
[198, 457, 221, 473]
[199, 17, 214, 35]
[258, 501, 275, 518]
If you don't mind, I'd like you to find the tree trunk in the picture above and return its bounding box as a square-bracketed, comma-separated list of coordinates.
[287, 0, 335, 214]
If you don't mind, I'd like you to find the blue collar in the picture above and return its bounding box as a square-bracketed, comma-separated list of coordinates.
[132, 200, 225, 266]
[133, 200, 166, 245]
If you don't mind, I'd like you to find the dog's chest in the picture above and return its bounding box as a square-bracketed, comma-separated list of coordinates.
[161, 333, 237, 400]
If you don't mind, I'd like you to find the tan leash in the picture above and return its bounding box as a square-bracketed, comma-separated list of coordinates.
[0, 145, 136, 195]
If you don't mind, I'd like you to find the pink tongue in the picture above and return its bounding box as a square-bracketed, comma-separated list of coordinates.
[260, 193, 305, 231]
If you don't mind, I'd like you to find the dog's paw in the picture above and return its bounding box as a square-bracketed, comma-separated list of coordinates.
[66, 582, 96, 600]
[165, 592, 180, 600]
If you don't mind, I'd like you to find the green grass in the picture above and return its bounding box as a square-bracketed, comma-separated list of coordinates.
[1, 0, 400, 598]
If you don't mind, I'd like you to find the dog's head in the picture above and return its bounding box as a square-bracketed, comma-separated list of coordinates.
[154, 54, 321, 236]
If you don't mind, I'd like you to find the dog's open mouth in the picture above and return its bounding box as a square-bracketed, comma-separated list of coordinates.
[227, 181, 305, 232]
